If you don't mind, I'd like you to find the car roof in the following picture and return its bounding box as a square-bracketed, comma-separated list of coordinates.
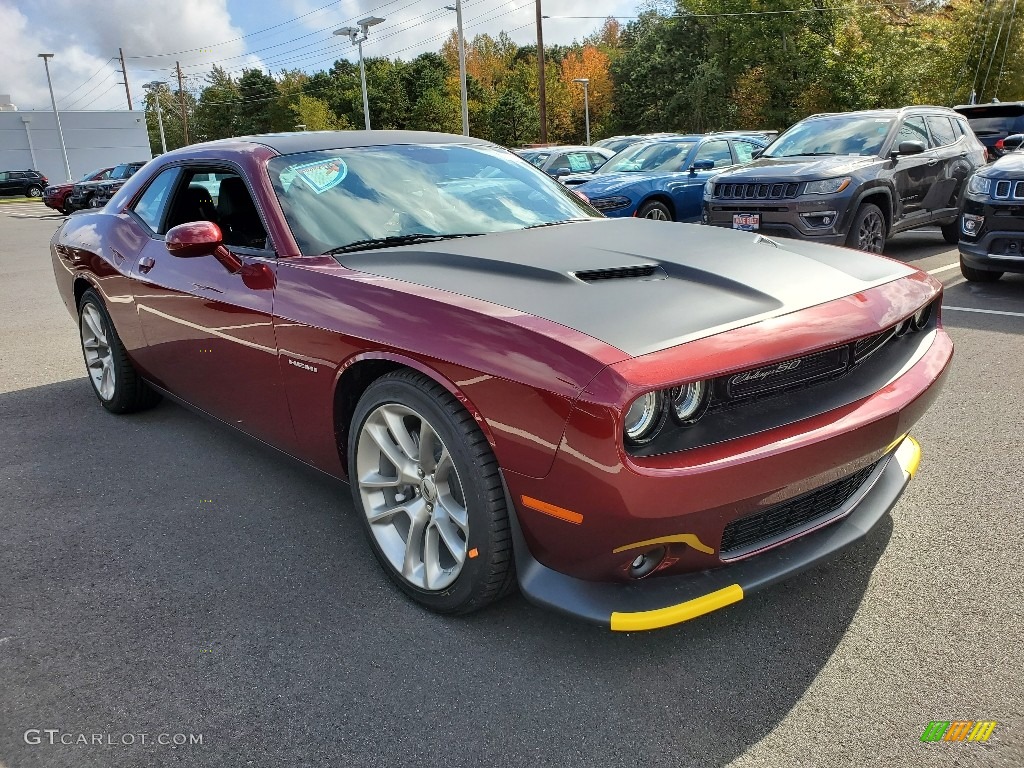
[804, 106, 961, 120]
[197, 130, 492, 156]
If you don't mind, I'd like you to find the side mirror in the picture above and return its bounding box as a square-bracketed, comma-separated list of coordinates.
[552, 168, 571, 178]
[895, 140, 926, 156]
[165, 221, 242, 273]
[751, 148, 764, 159]
[1003, 133, 1024, 151]
[690, 159, 715, 173]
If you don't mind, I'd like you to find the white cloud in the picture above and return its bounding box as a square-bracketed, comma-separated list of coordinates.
[1, 0, 639, 112]
[2, 0, 262, 110]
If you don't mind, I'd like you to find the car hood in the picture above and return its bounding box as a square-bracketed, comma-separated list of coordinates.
[335, 219, 915, 357]
[715, 155, 881, 181]
[984, 152, 1024, 177]
[575, 172, 668, 197]
[73, 180, 109, 190]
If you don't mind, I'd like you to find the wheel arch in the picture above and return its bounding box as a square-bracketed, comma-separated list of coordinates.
[852, 187, 894, 232]
[638, 193, 676, 219]
[73, 275, 101, 310]
[332, 351, 498, 470]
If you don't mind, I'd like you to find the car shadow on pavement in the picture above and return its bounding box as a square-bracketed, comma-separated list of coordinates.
[0, 378, 890, 768]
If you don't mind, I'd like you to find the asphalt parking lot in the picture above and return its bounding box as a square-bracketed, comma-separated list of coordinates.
[1, 202, 1021, 768]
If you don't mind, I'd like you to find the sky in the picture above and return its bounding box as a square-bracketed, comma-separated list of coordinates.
[2, 0, 649, 112]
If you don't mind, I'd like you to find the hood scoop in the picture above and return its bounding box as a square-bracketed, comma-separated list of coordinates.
[573, 264, 665, 283]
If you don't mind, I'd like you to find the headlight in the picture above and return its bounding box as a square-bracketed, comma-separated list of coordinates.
[803, 177, 851, 195]
[623, 391, 664, 444]
[671, 381, 708, 423]
[967, 174, 992, 195]
[703, 180, 714, 198]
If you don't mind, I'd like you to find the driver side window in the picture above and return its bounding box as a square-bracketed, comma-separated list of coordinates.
[164, 169, 270, 250]
[694, 140, 733, 168]
[894, 117, 931, 149]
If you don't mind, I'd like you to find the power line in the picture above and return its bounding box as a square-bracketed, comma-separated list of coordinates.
[950, 0, 992, 104]
[62, 70, 119, 110]
[125, 0, 353, 59]
[981, 0, 1012, 100]
[971, 1, 998, 98]
[994, 0, 1019, 98]
[57, 57, 116, 106]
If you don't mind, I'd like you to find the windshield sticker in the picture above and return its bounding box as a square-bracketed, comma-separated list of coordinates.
[280, 158, 348, 194]
[567, 153, 591, 172]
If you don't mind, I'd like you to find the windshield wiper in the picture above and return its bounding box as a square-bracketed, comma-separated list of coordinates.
[773, 152, 838, 157]
[524, 218, 592, 229]
[323, 233, 482, 254]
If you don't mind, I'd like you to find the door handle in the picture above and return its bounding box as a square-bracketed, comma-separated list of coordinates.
[138, 256, 156, 274]
[927, 159, 939, 166]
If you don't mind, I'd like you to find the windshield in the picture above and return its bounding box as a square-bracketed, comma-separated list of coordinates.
[110, 164, 137, 180]
[81, 169, 105, 181]
[599, 142, 696, 173]
[765, 115, 894, 157]
[267, 144, 599, 255]
[517, 151, 550, 168]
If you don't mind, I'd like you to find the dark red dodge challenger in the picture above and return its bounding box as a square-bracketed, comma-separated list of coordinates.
[51, 131, 952, 631]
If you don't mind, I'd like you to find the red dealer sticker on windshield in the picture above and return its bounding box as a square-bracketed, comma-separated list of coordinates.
[280, 158, 348, 194]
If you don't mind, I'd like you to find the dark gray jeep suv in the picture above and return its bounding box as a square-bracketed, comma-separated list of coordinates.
[702, 107, 987, 252]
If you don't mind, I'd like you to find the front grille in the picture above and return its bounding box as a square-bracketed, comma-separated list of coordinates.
[720, 460, 880, 556]
[724, 347, 848, 400]
[714, 182, 799, 200]
[993, 180, 1024, 200]
[995, 180, 1011, 198]
[711, 318, 909, 408]
[574, 265, 659, 282]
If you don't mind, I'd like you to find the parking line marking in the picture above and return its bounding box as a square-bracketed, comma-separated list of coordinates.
[927, 263, 960, 274]
[944, 306, 1024, 319]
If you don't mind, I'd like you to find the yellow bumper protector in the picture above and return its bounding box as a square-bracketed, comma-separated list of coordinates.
[612, 533, 715, 556]
[610, 584, 744, 632]
[895, 435, 922, 478]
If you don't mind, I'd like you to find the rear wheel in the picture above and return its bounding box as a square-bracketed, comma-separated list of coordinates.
[637, 200, 672, 221]
[845, 203, 887, 253]
[959, 257, 1002, 282]
[940, 221, 960, 244]
[348, 369, 514, 614]
[61, 201, 74, 215]
[78, 290, 161, 413]
[26, 185, 42, 198]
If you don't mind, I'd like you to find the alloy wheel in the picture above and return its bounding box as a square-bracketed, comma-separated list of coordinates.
[80, 303, 116, 401]
[355, 403, 470, 591]
[644, 207, 669, 221]
[857, 211, 885, 253]
[28, 186, 42, 197]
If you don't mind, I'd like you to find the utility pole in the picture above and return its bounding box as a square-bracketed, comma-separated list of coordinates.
[144, 81, 167, 153]
[445, 2, 470, 135]
[176, 61, 190, 144]
[118, 47, 133, 110]
[535, 0, 547, 143]
[38, 54, 73, 182]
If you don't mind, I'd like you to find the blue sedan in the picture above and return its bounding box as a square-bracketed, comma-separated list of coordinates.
[572, 135, 767, 222]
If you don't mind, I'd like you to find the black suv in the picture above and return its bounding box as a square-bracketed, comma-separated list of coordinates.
[958, 149, 1024, 282]
[0, 170, 48, 198]
[703, 107, 987, 252]
[67, 161, 147, 211]
[954, 102, 1024, 160]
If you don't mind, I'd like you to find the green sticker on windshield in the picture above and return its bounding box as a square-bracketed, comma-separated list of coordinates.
[280, 158, 348, 194]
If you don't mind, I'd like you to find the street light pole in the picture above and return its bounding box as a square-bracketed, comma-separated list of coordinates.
[335, 17, 385, 131]
[38, 53, 73, 182]
[535, 0, 547, 143]
[573, 77, 590, 145]
[144, 81, 167, 154]
[445, 1, 469, 136]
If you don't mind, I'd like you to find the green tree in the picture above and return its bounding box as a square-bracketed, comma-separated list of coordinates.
[234, 69, 279, 135]
[192, 65, 239, 142]
[489, 88, 537, 146]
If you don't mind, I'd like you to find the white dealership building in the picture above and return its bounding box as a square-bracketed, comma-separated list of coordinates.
[0, 96, 151, 183]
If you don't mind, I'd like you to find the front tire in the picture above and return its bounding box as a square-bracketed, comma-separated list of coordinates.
[78, 290, 161, 413]
[940, 221, 960, 244]
[845, 203, 887, 253]
[348, 369, 514, 614]
[960, 257, 1002, 282]
[27, 185, 43, 198]
[637, 200, 672, 221]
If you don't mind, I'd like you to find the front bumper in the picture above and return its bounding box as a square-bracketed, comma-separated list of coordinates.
[513, 436, 920, 631]
[959, 197, 1024, 273]
[703, 192, 855, 243]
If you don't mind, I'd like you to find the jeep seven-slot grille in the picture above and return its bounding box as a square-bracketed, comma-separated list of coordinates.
[992, 179, 1024, 200]
[720, 460, 881, 555]
[714, 182, 800, 200]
